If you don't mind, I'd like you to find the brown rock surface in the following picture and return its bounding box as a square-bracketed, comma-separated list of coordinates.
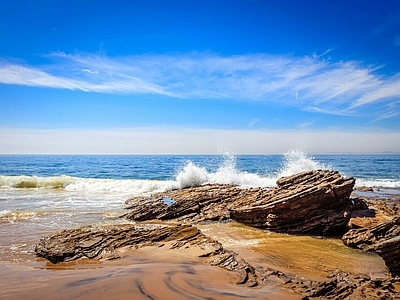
[342, 216, 400, 277]
[35, 222, 400, 299]
[230, 170, 357, 234]
[34, 169, 400, 298]
[124, 170, 357, 235]
[35, 223, 221, 264]
[35, 222, 260, 285]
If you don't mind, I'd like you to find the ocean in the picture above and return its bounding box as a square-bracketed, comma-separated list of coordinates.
[1, 150, 399, 263]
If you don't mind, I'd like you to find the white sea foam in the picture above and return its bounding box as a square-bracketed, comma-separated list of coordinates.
[175, 154, 274, 188]
[0, 209, 39, 223]
[176, 162, 209, 188]
[276, 149, 330, 178]
[0, 151, 398, 196]
[355, 179, 400, 188]
[0, 174, 178, 196]
[175, 150, 330, 189]
[64, 178, 178, 196]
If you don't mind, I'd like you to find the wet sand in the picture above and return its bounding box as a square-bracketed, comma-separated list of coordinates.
[0, 243, 298, 300]
[0, 222, 388, 300]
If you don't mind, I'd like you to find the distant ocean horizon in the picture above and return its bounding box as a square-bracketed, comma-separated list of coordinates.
[1, 150, 400, 187]
[1, 150, 399, 263]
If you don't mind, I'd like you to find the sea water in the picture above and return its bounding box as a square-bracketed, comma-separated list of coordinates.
[0, 150, 399, 263]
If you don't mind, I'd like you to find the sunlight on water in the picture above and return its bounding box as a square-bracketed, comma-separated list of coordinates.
[199, 222, 388, 281]
[0, 210, 41, 223]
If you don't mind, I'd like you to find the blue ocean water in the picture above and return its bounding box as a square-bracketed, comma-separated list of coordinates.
[0, 150, 399, 262]
[1, 152, 399, 183]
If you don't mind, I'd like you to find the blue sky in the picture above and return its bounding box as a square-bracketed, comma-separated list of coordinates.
[1, 0, 399, 154]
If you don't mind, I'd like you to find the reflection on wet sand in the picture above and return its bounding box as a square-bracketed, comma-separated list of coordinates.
[0, 244, 298, 300]
[0, 222, 388, 300]
[199, 222, 388, 281]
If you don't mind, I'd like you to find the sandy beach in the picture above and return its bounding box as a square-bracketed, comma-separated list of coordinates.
[1, 220, 393, 300]
[1, 155, 399, 299]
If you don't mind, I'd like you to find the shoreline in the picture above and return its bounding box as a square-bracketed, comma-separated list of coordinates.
[2, 220, 398, 299]
[2, 177, 400, 299]
[1, 239, 300, 300]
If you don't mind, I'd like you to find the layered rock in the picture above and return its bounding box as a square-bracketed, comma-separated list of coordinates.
[124, 170, 358, 235]
[123, 184, 241, 223]
[35, 223, 259, 285]
[230, 170, 357, 234]
[35, 223, 220, 264]
[35, 222, 400, 299]
[342, 216, 400, 277]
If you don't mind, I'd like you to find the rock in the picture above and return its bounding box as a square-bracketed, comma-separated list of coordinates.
[35, 222, 260, 285]
[124, 170, 357, 235]
[123, 184, 243, 223]
[342, 216, 400, 277]
[35, 222, 400, 298]
[35, 223, 221, 264]
[230, 170, 356, 234]
[289, 270, 400, 299]
[356, 186, 374, 192]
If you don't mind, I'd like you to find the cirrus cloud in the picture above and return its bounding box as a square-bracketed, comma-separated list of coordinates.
[0, 52, 399, 120]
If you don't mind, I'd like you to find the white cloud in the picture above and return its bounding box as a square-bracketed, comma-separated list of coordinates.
[0, 52, 399, 119]
[0, 62, 175, 96]
[0, 127, 399, 154]
[350, 75, 400, 107]
[248, 118, 259, 127]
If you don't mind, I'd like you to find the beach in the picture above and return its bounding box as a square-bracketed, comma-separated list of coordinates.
[1, 221, 393, 300]
[1, 153, 399, 299]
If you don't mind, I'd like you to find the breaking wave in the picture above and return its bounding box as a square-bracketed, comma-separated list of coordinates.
[176, 150, 329, 188]
[0, 175, 76, 189]
[277, 149, 329, 178]
[1, 151, 398, 195]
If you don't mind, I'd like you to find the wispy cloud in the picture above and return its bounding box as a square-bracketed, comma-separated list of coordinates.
[298, 121, 314, 129]
[0, 52, 399, 120]
[0, 59, 176, 96]
[248, 118, 259, 127]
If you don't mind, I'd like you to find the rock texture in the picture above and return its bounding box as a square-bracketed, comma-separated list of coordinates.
[124, 170, 357, 235]
[230, 170, 357, 234]
[35, 222, 259, 285]
[35, 223, 221, 264]
[342, 216, 400, 277]
[288, 271, 400, 300]
[34, 169, 400, 298]
[35, 222, 400, 299]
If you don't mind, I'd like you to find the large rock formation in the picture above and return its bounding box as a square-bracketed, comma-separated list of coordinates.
[230, 170, 357, 234]
[34, 168, 400, 299]
[342, 216, 400, 277]
[35, 222, 400, 299]
[124, 170, 358, 235]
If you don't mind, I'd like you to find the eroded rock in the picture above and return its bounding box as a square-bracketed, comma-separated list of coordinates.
[35, 223, 220, 264]
[230, 170, 356, 234]
[342, 216, 400, 277]
[35, 221, 400, 299]
[35, 222, 261, 285]
[124, 170, 357, 235]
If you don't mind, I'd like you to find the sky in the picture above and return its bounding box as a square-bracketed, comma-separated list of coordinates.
[0, 0, 400, 154]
